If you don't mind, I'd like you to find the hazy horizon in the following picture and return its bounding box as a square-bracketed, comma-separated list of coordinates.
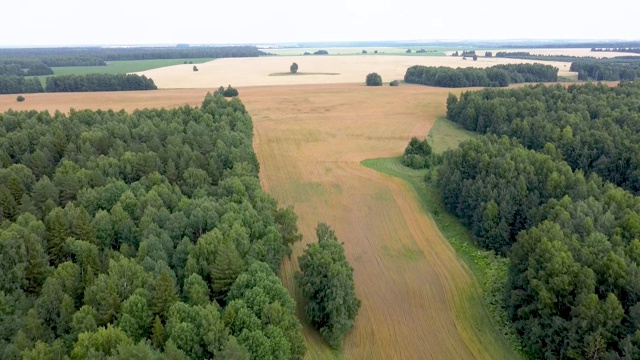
[2, 0, 637, 47]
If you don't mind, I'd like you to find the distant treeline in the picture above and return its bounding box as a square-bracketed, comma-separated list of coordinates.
[459, 51, 640, 81]
[0, 46, 264, 80]
[446, 82, 640, 193]
[303, 50, 329, 55]
[45, 74, 157, 92]
[571, 60, 640, 81]
[495, 51, 593, 62]
[505, 41, 640, 49]
[0, 73, 156, 94]
[0, 76, 44, 94]
[0, 46, 264, 62]
[592, 47, 640, 54]
[404, 63, 558, 87]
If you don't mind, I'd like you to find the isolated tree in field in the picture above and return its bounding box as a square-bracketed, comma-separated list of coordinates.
[193, 66, 199, 72]
[290, 62, 298, 74]
[296, 223, 360, 349]
[406, 49, 412, 53]
[365, 72, 382, 86]
[16, 95, 25, 102]
[473, 54, 478, 61]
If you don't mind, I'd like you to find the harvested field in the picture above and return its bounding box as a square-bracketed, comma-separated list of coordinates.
[241, 84, 516, 359]
[0, 89, 210, 113]
[135, 55, 576, 88]
[0, 84, 517, 359]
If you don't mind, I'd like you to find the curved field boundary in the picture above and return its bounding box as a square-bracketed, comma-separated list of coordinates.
[242, 84, 518, 359]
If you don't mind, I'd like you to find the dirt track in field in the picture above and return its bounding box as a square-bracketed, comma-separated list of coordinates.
[0, 84, 515, 359]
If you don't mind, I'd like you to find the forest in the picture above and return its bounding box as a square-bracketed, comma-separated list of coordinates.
[412, 80, 640, 358]
[446, 82, 640, 193]
[45, 74, 157, 92]
[404, 63, 558, 87]
[571, 60, 640, 81]
[0, 74, 157, 94]
[0, 76, 44, 94]
[0, 92, 308, 359]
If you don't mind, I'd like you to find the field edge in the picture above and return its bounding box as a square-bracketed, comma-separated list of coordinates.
[360, 156, 526, 358]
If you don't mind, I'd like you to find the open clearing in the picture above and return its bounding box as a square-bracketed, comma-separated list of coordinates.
[0, 84, 517, 359]
[135, 55, 576, 88]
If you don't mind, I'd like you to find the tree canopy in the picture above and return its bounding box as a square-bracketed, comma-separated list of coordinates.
[404, 63, 558, 88]
[366, 72, 382, 86]
[0, 92, 305, 359]
[446, 82, 640, 194]
[416, 80, 640, 358]
[296, 223, 360, 349]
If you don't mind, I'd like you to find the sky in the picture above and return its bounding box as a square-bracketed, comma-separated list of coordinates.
[2, 0, 637, 46]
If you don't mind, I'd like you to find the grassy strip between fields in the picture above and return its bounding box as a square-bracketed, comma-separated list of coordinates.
[360, 117, 526, 357]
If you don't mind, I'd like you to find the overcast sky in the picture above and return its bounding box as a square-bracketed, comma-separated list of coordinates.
[2, 0, 637, 46]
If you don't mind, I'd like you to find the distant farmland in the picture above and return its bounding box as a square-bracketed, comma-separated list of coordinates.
[135, 55, 576, 88]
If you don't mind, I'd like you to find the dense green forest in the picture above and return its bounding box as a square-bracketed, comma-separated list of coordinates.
[571, 60, 640, 81]
[446, 82, 640, 193]
[0, 76, 44, 94]
[0, 92, 307, 359]
[434, 135, 640, 358]
[412, 80, 640, 358]
[0, 61, 54, 76]
[45, 74, 157, 92]
[0, 73, 156, 94]
[404, 64, 558, 87]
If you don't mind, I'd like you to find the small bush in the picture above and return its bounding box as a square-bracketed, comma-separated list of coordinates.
[402, 137, 433, 169]
[222, 85, 239, 97]
[390, 80, 399, 86]
[366, 72, 382, 86]
[193, 65, 199, 72]
[16, 95, 25, 102]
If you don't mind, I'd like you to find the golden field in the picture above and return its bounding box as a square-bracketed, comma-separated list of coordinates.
[134, 54, 576, 88]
